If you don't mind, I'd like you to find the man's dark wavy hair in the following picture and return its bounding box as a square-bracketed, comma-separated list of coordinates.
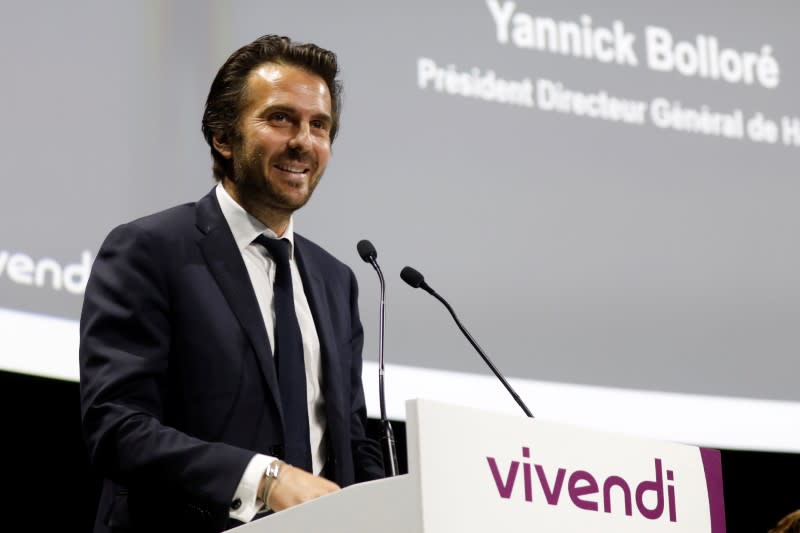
[201, 35, 342, 182]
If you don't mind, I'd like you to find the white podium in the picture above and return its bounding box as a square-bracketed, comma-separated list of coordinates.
[232, 399, 726, 532]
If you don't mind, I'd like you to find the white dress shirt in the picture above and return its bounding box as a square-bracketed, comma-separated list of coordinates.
[215, 184, 327, 522]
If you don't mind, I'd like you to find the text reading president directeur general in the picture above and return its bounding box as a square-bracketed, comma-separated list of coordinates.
[79, 35, 384, 533]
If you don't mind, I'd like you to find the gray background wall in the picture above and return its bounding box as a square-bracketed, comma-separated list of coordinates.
[1, 0, 798, 417]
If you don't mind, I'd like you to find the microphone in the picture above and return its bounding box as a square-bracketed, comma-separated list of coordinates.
[400, 266, 534, 418]
[357, 239, 400, 476]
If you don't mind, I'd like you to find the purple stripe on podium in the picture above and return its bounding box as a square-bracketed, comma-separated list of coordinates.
[700, 447, 727, 533]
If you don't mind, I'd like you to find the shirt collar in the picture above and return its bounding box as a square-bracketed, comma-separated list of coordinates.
[215, 183, 295, 256]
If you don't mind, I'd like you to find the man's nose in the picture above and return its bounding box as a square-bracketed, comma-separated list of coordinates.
[288, 123, 312, 152]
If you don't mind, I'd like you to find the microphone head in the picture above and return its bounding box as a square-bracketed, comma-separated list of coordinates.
[357, 239, 377, 262]
[400, 266, 425, 289]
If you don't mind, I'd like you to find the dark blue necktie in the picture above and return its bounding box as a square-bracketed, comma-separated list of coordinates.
[254, 235, 312, 473]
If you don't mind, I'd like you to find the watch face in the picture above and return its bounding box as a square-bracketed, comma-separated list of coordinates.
[266, 461, 281, 478]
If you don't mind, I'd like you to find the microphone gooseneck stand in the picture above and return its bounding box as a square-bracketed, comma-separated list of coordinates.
[400, 266, 534, 419]
[357, 240, 400, 476]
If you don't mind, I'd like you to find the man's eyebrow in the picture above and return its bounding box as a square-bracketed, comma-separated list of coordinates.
[311, 111, 333, 124]
[260, 104, 294, 116]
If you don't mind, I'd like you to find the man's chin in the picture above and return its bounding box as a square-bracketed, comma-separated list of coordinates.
[270, 190, 313, 212]
[276, 184, 313, 206]
[235, 179, 312, 210]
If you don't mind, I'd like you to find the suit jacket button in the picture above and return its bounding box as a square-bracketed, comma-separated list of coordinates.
[231, 498, 242, 510]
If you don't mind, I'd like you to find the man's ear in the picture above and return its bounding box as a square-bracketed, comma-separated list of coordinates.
[212, 135, 233, 159]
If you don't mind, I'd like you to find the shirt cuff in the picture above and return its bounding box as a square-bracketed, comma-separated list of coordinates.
[229, 453, 276, 523]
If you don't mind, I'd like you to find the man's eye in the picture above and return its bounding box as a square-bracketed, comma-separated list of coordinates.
[269, 112, 288, 122]
[311, 120, 324, 129]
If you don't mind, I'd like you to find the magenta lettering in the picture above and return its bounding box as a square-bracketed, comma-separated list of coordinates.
[603, 475, 633, 516]
[666, 468, 677, 521]
[535, 464, 566, 504]
[568, 470, 599, 511]
[485, 448, 678, 523]
[522, 447, 533, 501]
[636, 458, 664, 519]
[486, 457, 519, 499]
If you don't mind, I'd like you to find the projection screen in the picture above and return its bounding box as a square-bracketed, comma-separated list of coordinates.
[1, 0, 798, 453]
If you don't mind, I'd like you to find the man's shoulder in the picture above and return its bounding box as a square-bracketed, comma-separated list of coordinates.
[109, 189, 217, 241]
[294, 233, 350, 273]
[97, 191, 220, 260]
[126, 202, 196, 232]
[100, 203, 195, 252]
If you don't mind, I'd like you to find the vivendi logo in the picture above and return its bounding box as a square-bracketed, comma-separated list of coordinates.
[486, 447, 677, 522]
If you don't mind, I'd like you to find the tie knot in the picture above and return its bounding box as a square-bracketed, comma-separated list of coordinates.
[255, 235, 291, 268]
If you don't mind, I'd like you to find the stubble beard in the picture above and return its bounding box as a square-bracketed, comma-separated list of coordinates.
[231, 142, 322, 217]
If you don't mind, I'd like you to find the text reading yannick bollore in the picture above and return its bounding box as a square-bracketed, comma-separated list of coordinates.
[416, 0, 800, 148]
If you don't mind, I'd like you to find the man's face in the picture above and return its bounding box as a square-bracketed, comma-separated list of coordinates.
[225, 63, 333, 214]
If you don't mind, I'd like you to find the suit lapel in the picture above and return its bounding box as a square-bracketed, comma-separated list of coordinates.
[194, 190, 283, 418]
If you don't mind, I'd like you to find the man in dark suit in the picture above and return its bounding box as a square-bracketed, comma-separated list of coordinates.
[79, 35, 384, 532]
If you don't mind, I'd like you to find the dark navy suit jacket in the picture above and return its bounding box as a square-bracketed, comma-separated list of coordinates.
[79, 189, 383, 532]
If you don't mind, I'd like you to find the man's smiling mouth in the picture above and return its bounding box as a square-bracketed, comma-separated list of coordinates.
[274, 163, 309, 175]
